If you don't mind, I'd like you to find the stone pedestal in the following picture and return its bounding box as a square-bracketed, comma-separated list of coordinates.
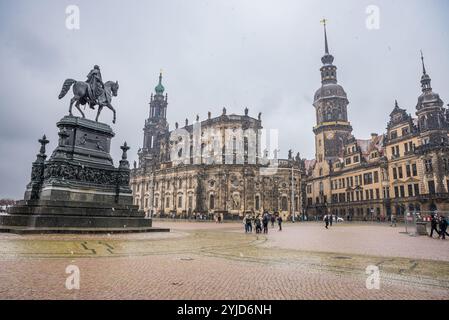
[0, 116, 169, 234]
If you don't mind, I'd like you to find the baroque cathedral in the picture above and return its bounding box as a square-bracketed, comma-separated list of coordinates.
[130, 73, 305, 219]
[131, 23, 449, 220]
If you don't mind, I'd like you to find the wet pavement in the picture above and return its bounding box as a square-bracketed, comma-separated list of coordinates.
[0, 221, 448, 299]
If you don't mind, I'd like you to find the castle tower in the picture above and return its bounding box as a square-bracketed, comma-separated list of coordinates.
[140, 72, 169, 166]
[415, 52, 449, 196]
[416, 51, 448, 145]
[313, 20, 352, 167]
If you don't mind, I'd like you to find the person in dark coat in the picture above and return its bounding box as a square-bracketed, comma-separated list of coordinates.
[270, 214, 276, 228]
[438, 216, 448, 240]
[244, 214, 253, 233]
[255, 216, 262, 234]
[324, 214, 329, 229]
[329, 214, 333, 227]
[262, 213, 269, 234]
[429, 214, 440, 238]
[277, 215, 283, 231]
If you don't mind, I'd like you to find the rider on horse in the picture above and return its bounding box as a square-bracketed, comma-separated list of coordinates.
[86, 65, 104, 109]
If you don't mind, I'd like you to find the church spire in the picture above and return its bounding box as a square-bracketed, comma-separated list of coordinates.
[155, 70, 165, 95]
[420, 50, 427, 75]
[320, 18, 334, 65]
[322, 18, 329, 55]
[420, 51, 432, 92]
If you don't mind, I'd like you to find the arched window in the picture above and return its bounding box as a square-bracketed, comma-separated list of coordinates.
[201, 143, 205, 164]
[209, 194, 215, 210]
[281, 196, 288, 211]
[255, 195, 260, 211]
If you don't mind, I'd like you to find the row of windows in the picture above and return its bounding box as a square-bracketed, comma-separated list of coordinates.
[389, 127, 410, 140]
[331, 171, 379, 190]
[345, 155, 360, 165]
[392, 163, 418, 179]
[134, 178, 195, 193]
[390, 141, 414, 158]
[393, 184, 420, 198]
[143, 195, 300, 212]
[331, 188, 381, 203]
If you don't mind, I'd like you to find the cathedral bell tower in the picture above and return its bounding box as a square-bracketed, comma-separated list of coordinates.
[313, 20, 352, 166]
[139, 72, 169, 166]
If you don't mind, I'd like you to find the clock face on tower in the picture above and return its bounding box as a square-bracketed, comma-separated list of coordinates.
[326, 132, 335, 140]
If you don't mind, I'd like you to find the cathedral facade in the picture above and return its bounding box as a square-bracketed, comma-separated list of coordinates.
[305, 23, 449, 220]
[130, 74, 305, 219]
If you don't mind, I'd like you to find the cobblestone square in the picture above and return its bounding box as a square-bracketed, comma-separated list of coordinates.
[0, 221, 448, 300]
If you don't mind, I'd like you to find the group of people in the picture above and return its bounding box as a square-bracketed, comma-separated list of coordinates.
[429, 214, 449, 240]
[243, 212, 283, 234]
[323, 214, 335, 229]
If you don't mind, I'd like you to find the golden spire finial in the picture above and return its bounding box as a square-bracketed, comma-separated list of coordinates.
[320, 18, 327, 26]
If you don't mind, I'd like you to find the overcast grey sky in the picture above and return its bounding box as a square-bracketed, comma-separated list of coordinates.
[0, 0, 448, 199]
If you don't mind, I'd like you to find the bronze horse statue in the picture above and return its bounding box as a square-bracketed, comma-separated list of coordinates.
[58, 79, 119, 124]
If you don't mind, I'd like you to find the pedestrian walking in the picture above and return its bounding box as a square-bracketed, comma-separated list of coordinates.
[324, 214, 329, 229]
[329, 214, 333, 227]
[247, 215, 253, 233]
[270, 214, 275, 228]
[255, 216, 262, 234]
[277, 215, 283, 231]
[390, 214, 397, 227]
[244, 214, 252, 233]
[262, 213, 269, 234]
[438, 216, 448, 240]
[430, 214, 440, 238]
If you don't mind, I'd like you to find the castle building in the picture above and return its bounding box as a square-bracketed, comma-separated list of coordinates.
[305, 23, 449, 220]
[130, 73, 306, 219]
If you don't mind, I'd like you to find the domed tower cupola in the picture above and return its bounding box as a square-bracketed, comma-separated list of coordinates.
[312, 19, 352, 162]
[313, 19, 350, 124]
[416, 51, 444, 112]
[149, 71, 168, 119]
[154, 71, 165, 96]
[415, 52, 448, 141]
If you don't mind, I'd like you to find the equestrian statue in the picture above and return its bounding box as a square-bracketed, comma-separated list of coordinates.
[58, 65, 119, 124]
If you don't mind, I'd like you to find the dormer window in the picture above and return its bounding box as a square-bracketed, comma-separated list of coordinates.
[390, 130, 398, 139]
[401, 127, 409, 136]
